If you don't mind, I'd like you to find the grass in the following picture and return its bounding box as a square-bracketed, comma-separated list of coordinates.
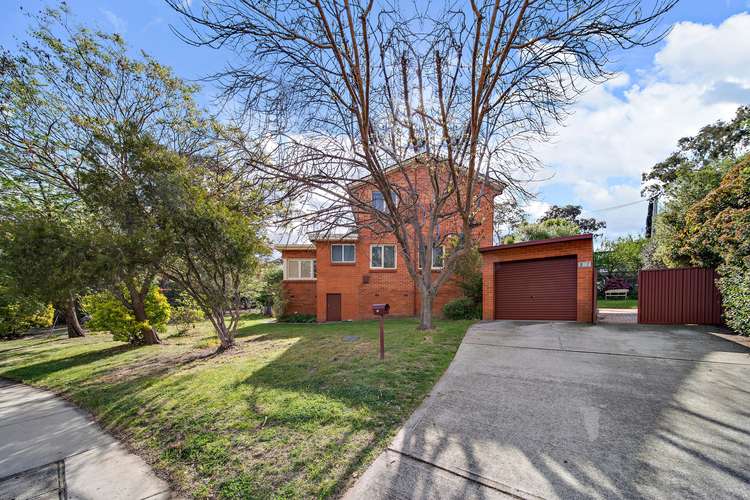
[597, 298, 638, 309]
[0, 315, 473, 498]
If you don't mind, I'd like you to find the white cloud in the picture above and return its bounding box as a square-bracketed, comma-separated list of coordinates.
[655, 13, 750, 84]
[531, 12, 750, 239]
[101, 9, 127, 33]
[523, 200, 552, 221]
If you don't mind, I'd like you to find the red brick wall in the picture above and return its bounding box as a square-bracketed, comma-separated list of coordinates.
[284, 160, 503, 321]
[280, 249, 317, 316]
[481, 238, 594, 323]
[283, 281, 317, 315]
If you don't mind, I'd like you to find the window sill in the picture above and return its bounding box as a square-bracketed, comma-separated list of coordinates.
[283, 278, 317, 282]
[330, 262, 356, 266]
[369, 268, 397, 273]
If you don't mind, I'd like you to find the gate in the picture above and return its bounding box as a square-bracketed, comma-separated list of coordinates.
[638, 268, 722, 325]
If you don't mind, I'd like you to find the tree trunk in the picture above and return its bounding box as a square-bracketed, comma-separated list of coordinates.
[130, 291, 161, 345]
[64, 298, 85, 338]
[212, 309, 235, 352]
[418, 291, 434, 330]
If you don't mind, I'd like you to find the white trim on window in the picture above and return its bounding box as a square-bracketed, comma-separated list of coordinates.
[432, 245, 445, 269]
[283, 258, 317, 280]
[331, 243, 356, 263]
[418, 244, 445, 270]
[370, 244, 397, 269]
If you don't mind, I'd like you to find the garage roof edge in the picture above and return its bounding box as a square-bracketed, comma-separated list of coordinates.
[479, 233, 593, 252]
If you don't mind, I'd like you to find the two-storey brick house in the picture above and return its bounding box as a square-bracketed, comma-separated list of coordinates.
[276, 156, 503, 322]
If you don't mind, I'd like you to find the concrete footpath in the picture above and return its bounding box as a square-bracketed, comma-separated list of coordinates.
[345, 320, 750, 499]
[0, 379, 177, 500]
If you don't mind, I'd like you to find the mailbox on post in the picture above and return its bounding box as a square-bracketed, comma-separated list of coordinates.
[372, 304, 390, 315]
[372, 303, 390, 359]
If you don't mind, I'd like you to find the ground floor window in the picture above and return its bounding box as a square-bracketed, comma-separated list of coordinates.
[284, 259, 317, 280]
[370, 244, 396, 269]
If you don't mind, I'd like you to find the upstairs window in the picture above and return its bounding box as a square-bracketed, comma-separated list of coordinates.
[372, 190, 397, 212]
[370, 244, 396, 269]
[284, 259, 317, 280]
[419, 244, 445, 269]
[372, 191, 386, 212]
[331, 244, 355, 263]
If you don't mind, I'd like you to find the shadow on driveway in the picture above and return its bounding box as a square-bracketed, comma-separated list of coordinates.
[346, 321, 750, 499]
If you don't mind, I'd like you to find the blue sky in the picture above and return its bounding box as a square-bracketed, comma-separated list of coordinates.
[4, 1, 750, 240]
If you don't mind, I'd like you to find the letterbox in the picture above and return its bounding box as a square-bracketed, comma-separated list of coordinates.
[372, 303, 390, 315]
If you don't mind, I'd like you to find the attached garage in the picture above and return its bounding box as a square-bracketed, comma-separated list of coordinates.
[481, 235, 595, 323]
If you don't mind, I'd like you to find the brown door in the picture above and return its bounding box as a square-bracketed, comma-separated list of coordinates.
[494, 256, 577, 321]
[326, 294, 342, 321]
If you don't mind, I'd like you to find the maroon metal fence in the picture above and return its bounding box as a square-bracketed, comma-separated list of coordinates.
[638, 268, 722, 325]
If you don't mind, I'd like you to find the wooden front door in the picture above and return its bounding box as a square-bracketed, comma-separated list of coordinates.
[326, 294, 342, 322]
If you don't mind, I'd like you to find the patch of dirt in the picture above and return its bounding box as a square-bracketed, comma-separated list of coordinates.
[98, 347, 217, 383]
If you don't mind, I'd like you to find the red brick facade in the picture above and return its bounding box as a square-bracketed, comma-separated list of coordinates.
[280, 248, 317, 316]
[279, 158, 501, 321]
[480, 235, 595, 323]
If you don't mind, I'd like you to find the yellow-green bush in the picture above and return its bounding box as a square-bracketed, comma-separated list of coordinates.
[83, 286, 170, 343]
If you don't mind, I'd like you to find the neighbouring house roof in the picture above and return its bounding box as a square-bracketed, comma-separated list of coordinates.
[274, 243, 316, 251]
[479, 234, 593, 253]
[308, 232, 359, 242]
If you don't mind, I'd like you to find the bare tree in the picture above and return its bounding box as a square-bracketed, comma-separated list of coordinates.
[169, 0, 675, 329]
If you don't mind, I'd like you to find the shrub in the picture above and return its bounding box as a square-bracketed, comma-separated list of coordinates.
[717, 266, 750, 336]
[0, 294, 54, 338]
[277, 313, 316, 323]
[170, 291, 205, 335]
[603, 277, 632, 291]
[83, 286, 171, 343]
[443, 297, 481, 320]
[452, 246, 483, 305]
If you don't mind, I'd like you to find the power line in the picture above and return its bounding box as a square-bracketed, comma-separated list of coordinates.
[590, 198, 650, 213]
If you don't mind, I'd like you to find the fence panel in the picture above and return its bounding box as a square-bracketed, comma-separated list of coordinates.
[637, 268, 722, 325]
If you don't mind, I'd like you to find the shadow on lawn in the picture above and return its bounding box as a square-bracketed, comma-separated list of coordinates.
[0, 344, 134, 381]
[229, 319, 450, 496]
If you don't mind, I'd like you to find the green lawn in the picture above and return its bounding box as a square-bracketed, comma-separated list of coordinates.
[0, 315, 473, 499]
[597, 298, 638, 309]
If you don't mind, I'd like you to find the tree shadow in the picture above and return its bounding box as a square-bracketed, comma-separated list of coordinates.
[352, 321, 750, 499]
[228, 318, 466, 496]
[1, 344, 134, 382]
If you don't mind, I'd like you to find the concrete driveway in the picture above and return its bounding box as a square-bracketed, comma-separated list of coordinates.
[346, 321, 750, 499]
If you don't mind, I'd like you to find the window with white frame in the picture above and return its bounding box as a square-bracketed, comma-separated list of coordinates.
[372, 191, 386, 212]
[283, 259, 316, 280]
[331, 244, 355, 263]
[372, 190, 397, 212]
[419, 244, 445, 269]
[370, 244, 396, 269]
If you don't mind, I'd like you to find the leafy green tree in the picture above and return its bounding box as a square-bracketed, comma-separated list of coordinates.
[646, 159, 732, 268]
[643, 106, 750, 197]
[0, 8, 211, 344]
[0, 214, 99, 337]
[595, 236, 647, 276]
[503, 218, 581, 244]
[676, 156, 750, 269]
[538, 205, 606, 235]
[159, 174, 270, 351]
[672, 155, 750, 335]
